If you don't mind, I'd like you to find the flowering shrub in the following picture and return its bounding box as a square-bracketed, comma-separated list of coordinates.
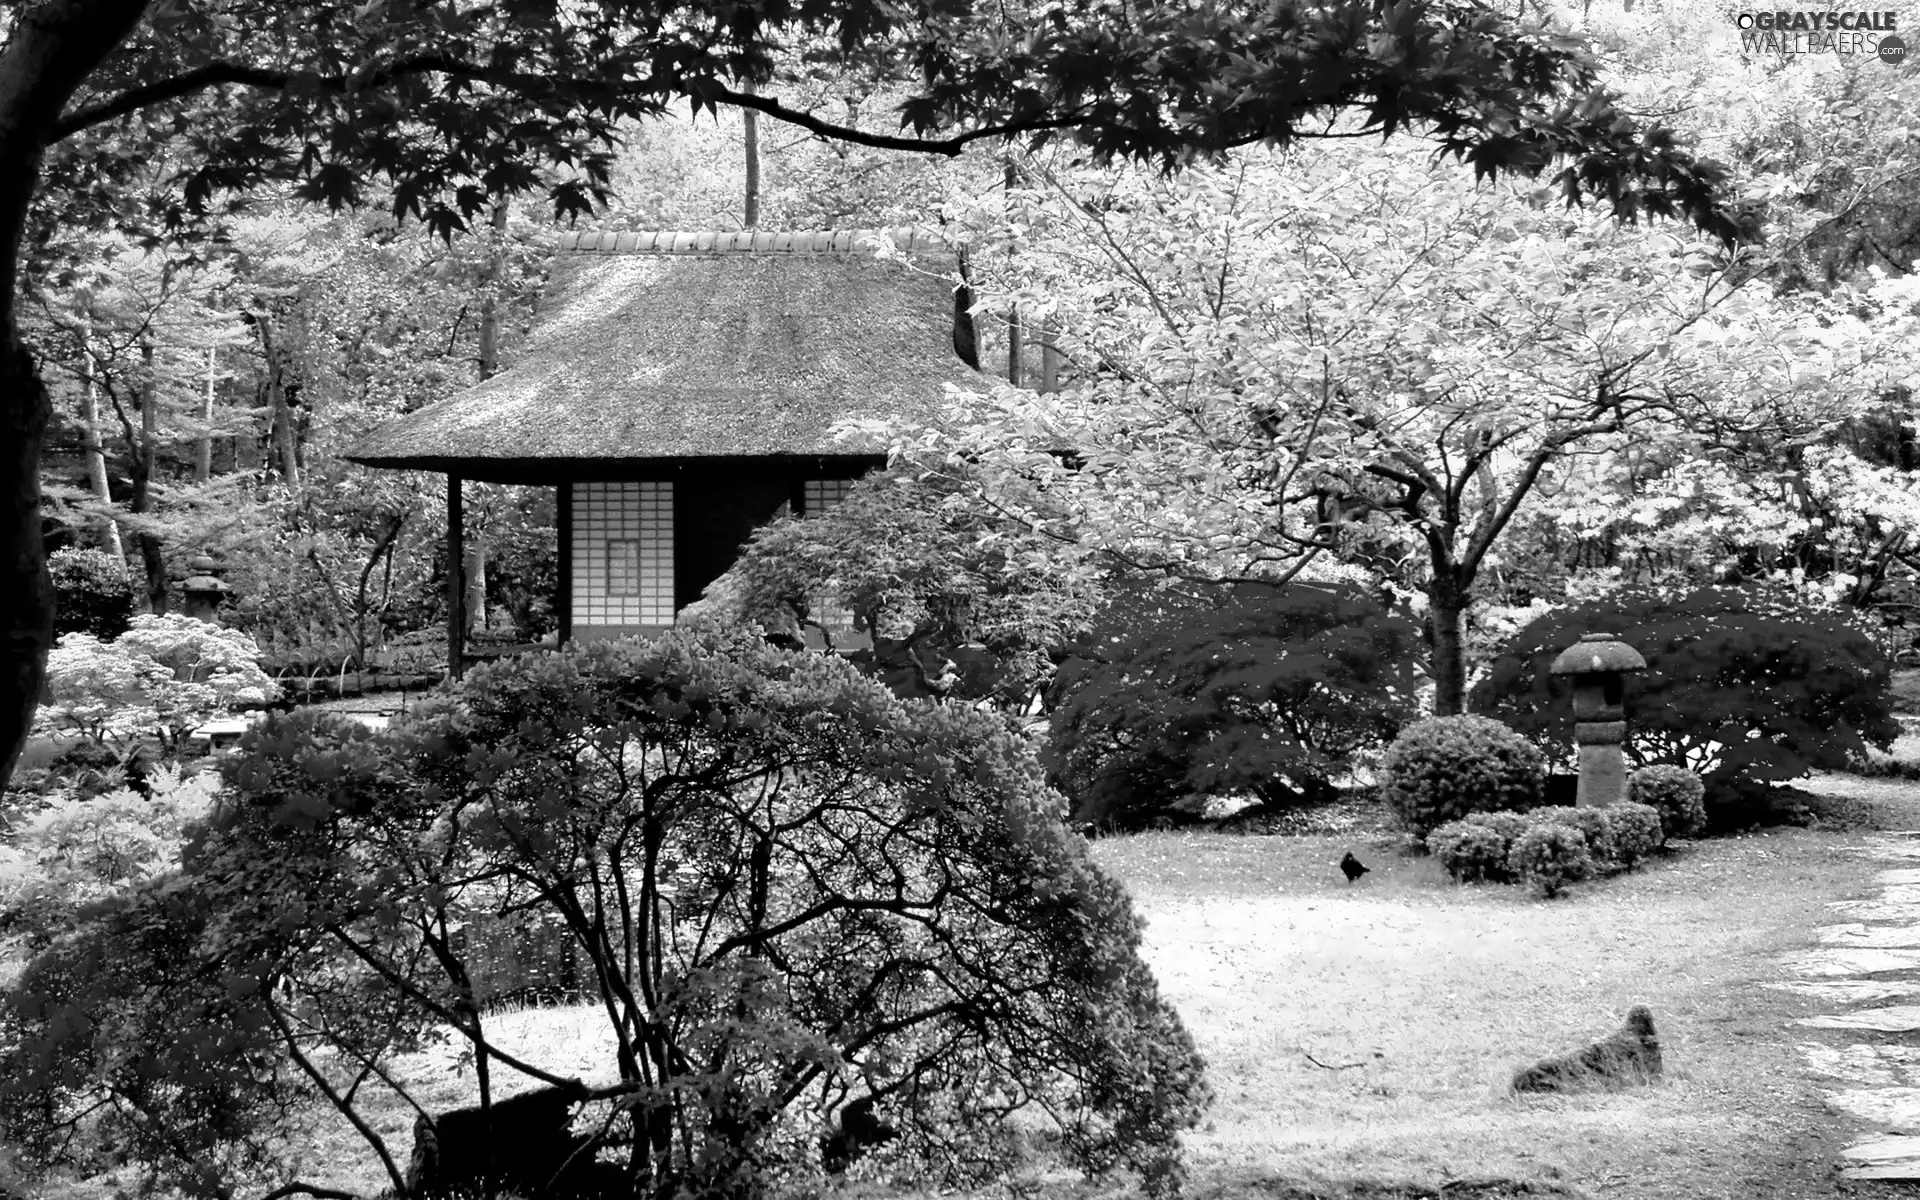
[0, 762, 221, 952]
[36, 616, 277, 749]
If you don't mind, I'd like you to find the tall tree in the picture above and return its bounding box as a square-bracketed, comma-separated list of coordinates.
[0, 0, 1753, 781]
[893, 143, 1915, 714]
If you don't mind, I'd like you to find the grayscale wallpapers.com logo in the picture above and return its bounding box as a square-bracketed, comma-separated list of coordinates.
[1732, 10, 1907, 62]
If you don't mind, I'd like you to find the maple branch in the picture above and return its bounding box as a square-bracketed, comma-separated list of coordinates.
[252, 1185, 363, 1200]
[265, 1001, 408, 1195]
[55, 56, 1078, 157]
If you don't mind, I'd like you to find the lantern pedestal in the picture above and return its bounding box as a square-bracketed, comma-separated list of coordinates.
[1550, 634, 1648, 808]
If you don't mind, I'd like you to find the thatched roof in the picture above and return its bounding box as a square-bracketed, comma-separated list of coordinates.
[346, 228, 981, 483]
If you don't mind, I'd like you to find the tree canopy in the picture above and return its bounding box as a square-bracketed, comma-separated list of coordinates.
[2, 0, 1757, 782]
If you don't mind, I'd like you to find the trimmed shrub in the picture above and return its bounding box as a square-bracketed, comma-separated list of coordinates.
[1472, 587, 1899, 831]
[1049, 581, 1421, 830]
[1380, 715, 1547, 840]
[1605, 802, 1663, 869]
[1427, 820, 1510, 883]
[1537, 806, 1616, 869]
[1509, 823, 1595, 898]
[49, 547, 135, 641]
[1463, 810, 1530, 848]
[1628, 766, 1708, 842]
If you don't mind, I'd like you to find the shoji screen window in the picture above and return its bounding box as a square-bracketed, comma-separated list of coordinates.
[572, 481, 674, 629]
[802, 479, 857, 634]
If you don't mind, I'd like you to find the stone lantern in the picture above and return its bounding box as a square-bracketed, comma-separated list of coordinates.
[179, 554, 233, 623]
[1549, 631, 1648, 807]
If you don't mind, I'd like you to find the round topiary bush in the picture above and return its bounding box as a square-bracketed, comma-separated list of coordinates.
[1604, 802, 1663, 869]
[1534, 805, 1616, 870]
[1381, 715, 1547, 841]
[1628, 766, 1707, 842]
[1509, 823, 1595, 898]
[1427, 820, 1511, 883]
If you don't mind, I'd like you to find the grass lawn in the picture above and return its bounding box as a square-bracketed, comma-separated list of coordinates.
[1086, 815, 1907, 1200]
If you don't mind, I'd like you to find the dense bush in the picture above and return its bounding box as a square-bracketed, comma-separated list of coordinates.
[1427, 820, 1511, 883]
[1540, 805, 1615, 868]
[49, 547, 135, 641]
[3, 626, 1207, 1198]
[1049, 581, 1421, 830]
[1627, 766, 1708, 841]
[1473, 587, 1899, 831]
[1509, 823, 1595, 897]
[1463, 810, 1531, 847]
[1380, 715, 1546, 840]
[1605, 802, 1663, 869]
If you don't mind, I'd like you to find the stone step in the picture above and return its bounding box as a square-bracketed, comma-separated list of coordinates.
[1841, 1134, 1920, 1180]
[1800, 1006, 1920, 1032]
[1816, 923, 1920, 948]
[1779, 948, 1920, 976]
[1766, 980, 1920, 1004]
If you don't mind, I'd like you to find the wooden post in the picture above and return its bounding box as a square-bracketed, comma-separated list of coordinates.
[743, 81, 760, 228]
[1040, 320, 1059, 393]
[556, 483, 572, 646]
[447, 474, 465, 679]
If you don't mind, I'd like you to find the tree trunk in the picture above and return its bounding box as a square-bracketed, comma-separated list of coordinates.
[0, 340, 54, 783]
[79, 325, 124, 561]
[0, 0, 160, 785]
[1426, 573, 1468, 716]
[132, 339, 167, 613]
[196, 344, 214, 483]
[255, 311, 301, 489]
[464, 202, 511, 639]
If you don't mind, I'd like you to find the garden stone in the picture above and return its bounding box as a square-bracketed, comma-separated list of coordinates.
[1511, 1005, 1662, 1093]
[406, 1083, 600, 1199]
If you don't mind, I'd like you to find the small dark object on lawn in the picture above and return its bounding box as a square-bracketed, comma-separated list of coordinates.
[1340, 851, 1370, 882]
[1512, 1005, 1663, 1093]
[123, 749, 151, 798]
[821, 1093, 899, 1174]
[407, 1082, 605, 1198]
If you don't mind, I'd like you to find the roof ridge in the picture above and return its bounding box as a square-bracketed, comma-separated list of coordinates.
[555, 227, 953, 255]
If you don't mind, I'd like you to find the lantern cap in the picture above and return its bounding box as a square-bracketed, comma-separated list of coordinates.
[1549, 631, 1647, 676]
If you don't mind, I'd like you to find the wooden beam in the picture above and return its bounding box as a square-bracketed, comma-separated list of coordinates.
[447, 474, 465, 679]
[557, 482, 572, 645]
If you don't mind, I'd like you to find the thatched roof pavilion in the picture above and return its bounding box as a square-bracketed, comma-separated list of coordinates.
[346, 227, 982, 667]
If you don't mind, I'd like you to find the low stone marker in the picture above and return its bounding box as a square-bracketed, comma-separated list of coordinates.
[1511, 1005, 1663, 1093]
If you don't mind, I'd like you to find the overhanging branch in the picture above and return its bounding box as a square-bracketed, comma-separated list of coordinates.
[55, 55, 1079, 158]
